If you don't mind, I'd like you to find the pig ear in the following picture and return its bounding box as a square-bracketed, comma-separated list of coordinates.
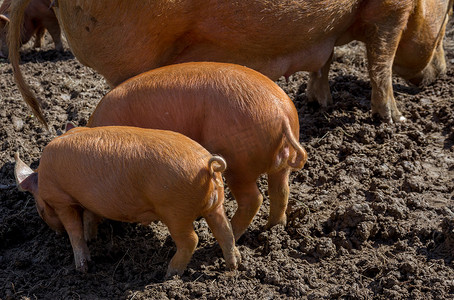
[0, 14, 10, 23]
[14, 152, 38, 194]
[65, 122, 76, 132]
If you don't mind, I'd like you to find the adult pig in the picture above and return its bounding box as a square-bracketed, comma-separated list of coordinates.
[87, 62, 308, 240]
[14, 126, 240, 277]
[0, 0, 62, 58]
[8, 0, 452, 127]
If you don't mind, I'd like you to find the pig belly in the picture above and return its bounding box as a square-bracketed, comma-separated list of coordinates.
[280, 39, 337, 78]
[82, 197, 160, 225]
[174, 39, 336, 80]
[54, 182, 163, 225]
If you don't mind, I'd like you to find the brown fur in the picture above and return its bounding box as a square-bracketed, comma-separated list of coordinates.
[14, 126, 240, 277]
[87, 62, 308, 240]
[8, 0, 451, 126]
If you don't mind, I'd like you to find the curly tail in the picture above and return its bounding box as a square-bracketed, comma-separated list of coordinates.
[8, 0, 48, 128]
[283, 119, 307, 169]
[208, 155, 227, 187]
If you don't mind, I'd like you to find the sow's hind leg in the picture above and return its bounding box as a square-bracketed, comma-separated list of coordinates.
[306, 51, 334, 107]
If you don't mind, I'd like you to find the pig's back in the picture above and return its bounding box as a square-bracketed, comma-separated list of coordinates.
[89, 62, 295, 130]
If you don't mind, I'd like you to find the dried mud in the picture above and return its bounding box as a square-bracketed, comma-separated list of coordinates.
[0, 20, 453, 300]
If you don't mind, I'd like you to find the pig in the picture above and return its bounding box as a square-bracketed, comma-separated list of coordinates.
[14, 126, 241, 277]
[7, 0, 453, 127]
[0, 0, 62, 58]
[87, 62, 308, 240]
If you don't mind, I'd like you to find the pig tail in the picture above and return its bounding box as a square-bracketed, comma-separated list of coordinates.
[283, 119, 308, 169]
[208, 155, 227, 187]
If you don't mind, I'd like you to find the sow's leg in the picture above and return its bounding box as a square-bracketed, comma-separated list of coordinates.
[265, 168, 291, 230]
[204, 203, 241, 270]
[306, 51, 334, 107]
[363, 4, 413, 123]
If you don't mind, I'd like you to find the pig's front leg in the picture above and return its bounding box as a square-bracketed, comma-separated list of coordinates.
[204, 203, 241, 270]
[57, 205, 91, 272]
[363, 6, 410, 123]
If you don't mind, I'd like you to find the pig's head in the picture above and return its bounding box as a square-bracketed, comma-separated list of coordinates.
[393, 0, 452, 86]
[14, 153, 65, 233]
[0, 14, 9, 58]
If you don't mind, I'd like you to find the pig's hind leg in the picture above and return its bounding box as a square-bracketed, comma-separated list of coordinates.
[306, 51, 334, 107]
[265, 168, 291, 229]
[164, 218, 199, 278]
[227, 178, 263, 241]
[204, 203, 241, 271]
[56, 205, 91, 272]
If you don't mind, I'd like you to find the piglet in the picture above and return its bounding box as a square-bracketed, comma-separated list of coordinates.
[14, 126, 240, 277]
[88, 62, 308, 240]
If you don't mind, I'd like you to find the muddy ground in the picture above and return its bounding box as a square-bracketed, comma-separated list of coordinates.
[0, 19, 453, 299]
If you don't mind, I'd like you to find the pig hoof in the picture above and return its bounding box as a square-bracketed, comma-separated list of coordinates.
[394, 115, 406, 123]
[306, 87, 332, 107]
[264, 216, 287, 230]
[165, 267, 183, 279]
[234, 247, 242, 266]
[226, 247, 242, 270]
[75, 259, 89, 273]
[317, 95, 333, 108]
